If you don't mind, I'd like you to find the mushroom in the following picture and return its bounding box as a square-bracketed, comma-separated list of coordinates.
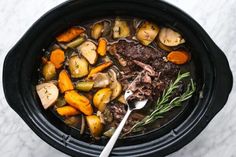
[108, 69, 122, 100]
[92, 73, 111, 88]
[91, 20, 111, 39]
[158, 27, 185, 47]
[78, 41, 98, 65]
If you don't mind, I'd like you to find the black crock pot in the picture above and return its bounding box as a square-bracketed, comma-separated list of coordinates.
[3, 0, 233, 156]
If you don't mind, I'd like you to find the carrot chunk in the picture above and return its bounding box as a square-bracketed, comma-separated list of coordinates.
[58, 70, 74, 93]
[167, 50, 190, 65]
[56, 27, 85, 42]
[56, 106, 80, 116]
[64, 90, 93, 116]
[97, 38, 107, 56]
[50, 49, 65, 69]
[87, 61, 112, 79]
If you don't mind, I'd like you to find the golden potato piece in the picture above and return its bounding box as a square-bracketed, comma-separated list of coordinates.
[69, 55, 89, 78]
[136, 21, 159, 46]
[93, 88, 112, 112]
[86, 115, 103, 137]
[42, 61, 56, 81]
[113, 18, 130, 38]
[36, 83, 59, 109]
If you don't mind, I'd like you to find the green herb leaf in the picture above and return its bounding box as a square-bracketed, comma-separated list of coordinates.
[123, 72, 196, 136]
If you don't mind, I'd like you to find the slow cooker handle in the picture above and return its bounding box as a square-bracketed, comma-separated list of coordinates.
[3, 38, 27, 115]
[206, 41, 233, 118]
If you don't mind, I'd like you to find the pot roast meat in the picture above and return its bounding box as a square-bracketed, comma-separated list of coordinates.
[107, 40, 181, 133]
[108, 103, 146, 133]
[110, 40, 162, 63]
[109, 40, 180, 78]
[109, 40, 179, 101]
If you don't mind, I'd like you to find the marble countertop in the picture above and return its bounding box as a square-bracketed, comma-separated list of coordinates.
[0, 0, 235, 156]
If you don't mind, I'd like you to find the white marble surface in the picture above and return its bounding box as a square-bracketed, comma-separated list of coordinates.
[0, 0, 235, 156]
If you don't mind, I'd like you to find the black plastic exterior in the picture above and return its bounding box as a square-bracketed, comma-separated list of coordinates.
[2, 0, 233, 156]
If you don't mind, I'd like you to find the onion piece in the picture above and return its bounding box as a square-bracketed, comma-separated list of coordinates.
[80, 114, 85, 135]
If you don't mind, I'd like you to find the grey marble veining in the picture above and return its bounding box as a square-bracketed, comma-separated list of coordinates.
[0, 0, 235, 157]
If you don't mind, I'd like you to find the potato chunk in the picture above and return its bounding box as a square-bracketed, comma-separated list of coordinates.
[42, 61, 56, 81]
[113, 18, 130, 38]
[69, 55, 89, 78]
[36, 83, 59, 109]
[86, 115, 103, 137]
[93, 88, 112, 112]
[136, 21, 159, 46]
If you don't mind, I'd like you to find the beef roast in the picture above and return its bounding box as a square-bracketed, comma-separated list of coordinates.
[107, 40, 181, 133]
[109, 40, 179, 77]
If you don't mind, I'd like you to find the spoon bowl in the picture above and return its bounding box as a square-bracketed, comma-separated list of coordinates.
[99, 90, 148, 157]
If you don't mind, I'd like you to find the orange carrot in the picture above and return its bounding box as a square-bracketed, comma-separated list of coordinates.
[56, 106, 80, 116]
[167, 50, 190, 65]
[97, 38, 107, 56]
[50, 49, 65, 69]
[64, 90, 93, 116]
[56, 27, 85, 42]
[58, 70, 74, 93]
[87, 61, 112, 79]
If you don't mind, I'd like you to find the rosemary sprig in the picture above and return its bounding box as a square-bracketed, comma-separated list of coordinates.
[124, 72, 196, 136]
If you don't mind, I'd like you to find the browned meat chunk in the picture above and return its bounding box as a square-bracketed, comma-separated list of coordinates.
[107, 40, 181, 133]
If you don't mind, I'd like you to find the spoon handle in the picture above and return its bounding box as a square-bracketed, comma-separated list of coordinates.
[99, 109, 132, 157]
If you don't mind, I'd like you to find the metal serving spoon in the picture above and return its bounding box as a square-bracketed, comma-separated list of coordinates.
[99, 90, 148, 157]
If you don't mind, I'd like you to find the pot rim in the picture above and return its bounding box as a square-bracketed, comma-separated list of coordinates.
[3, 0, 233, 156]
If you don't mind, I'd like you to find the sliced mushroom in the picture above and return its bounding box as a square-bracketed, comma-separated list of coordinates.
[110, 81, 122, 100]
[36, 83, 59, 109]
[78, 41, 98, 65]
[108, 69, 117, 81]
[91, 20, 111, 39]
[136, 21, 159, 46]
[159, 27, 185, 47]
[156, 40, 173, 52]
[133, 18, 143, 29]
[113, 18, 130, 38]
[102, 21, 111, 36]
[108, 69, 122, 100]
[92, 73, 110, 88]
